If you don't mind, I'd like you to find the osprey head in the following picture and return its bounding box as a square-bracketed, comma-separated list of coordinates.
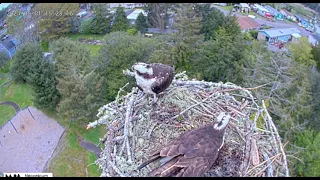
[131, 62, 153, 75]
[213, 112, 231, 131]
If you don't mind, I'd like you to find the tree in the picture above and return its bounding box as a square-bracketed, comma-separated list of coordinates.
[28, 47, 60, 109]
[34, 3, 79, 40]
[135, 12, 148, 33]
[79, 19, 92, 34]
[288, 37, 316, 67]
[0, 52, 9, 70]
[199, 6, 226, 40]
[51, 38, 103, 121]
[243, 41, 313, 140]
[111, 7, 129, 32]
[6, 10, 24, 35]
[90, 3, 112, 34]
[9, 43, 41, 82]
[311, 43, 320, 70]
[96, 32, 158, 101]
[150, 3, 204, 72]
[192, 27, 246, 83]
[144, 3, 173, 30]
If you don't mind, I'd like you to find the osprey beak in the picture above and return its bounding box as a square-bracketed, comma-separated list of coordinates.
[130, 67, 134, 72]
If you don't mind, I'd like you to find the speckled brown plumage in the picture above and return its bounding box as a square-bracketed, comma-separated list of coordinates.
[138, 123, 226, 177]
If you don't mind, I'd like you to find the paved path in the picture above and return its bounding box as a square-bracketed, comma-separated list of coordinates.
[77, 135, 102, 158]
[0, 101, 21, 112]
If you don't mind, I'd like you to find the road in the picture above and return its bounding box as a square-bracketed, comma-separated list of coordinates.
[213, 5, 312, 37]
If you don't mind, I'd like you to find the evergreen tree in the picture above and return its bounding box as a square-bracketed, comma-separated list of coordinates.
[90, 3, 112, 34]
[135, 12, 148, 33]
[28, 53, 60, 109]
[51, 38, 103, 121]
[150, 3, 204, 72]
[311, 43, 320, 70]
[288, 37, 316, 67]
[199, 7, 226, 40]
[96, 32, 158, 101]
[111, 7, 129, 32]
[9, 43, 42, 83]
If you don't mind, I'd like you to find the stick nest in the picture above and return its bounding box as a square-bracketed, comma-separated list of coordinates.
[87, 71, 290, 177]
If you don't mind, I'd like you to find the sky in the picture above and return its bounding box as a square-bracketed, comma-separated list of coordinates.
[0, 3, 12, 11]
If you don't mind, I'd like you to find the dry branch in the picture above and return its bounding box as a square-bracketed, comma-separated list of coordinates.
[87, 71, 289, 177]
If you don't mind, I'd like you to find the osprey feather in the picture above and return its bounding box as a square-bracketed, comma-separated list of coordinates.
[137, 112, 231, 177]
[130, 62, 174, 103]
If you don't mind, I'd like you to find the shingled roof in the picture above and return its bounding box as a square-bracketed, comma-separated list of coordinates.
[237, 16, 261, 31]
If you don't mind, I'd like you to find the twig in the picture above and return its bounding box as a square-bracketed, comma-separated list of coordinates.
[245, 153, 281, 176]
[108, 160, 128, 177]
[262, 100, 290, 177]
[255, 154, 280, 177]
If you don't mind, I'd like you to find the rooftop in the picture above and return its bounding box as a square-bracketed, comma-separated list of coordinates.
[264, 5, 281, 15]
[254, 4, 269, 12]
[310, 34, 320, 42]
[259, 28, 301, 38]
[147, 28, 178, 34]
[280, 9, 293, 16]
[0, 39, 16, 50]
[126, 9, 147, 20]
[237, 16, 260, 30]
[239, 3, 250, 8]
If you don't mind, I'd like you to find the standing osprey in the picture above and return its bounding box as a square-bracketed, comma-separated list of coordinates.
[130, 62, 174, 103]
[137, 112, 231, 177]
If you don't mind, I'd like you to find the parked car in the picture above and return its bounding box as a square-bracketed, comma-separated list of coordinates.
[2, 34, 9, 41]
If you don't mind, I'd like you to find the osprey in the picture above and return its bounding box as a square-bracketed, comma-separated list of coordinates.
[137, 112, 231, 177]
[130, 62, 174, 103]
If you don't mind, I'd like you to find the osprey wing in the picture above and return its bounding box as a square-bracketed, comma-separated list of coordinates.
[150, 63, 174, 94]
[147, 126, 222, 177]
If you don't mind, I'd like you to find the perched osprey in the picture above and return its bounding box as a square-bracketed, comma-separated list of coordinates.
[137, 112, 231, 177]
[130, 62, 174, 103]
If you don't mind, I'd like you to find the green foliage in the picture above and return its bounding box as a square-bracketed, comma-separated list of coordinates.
[51, 38, 103, 121]
[6, 10, 24, 35]
[90, 4, 112, 34]
[9, 43, 42, 83]
[288, 37, 316, 67]
[28, 50, 60, 109]
[311, 44, 320, 70]
[97, 32, 158, 101]
[41, 41, 49, 51]
[150, 3, 204, 72]
[144, 3, 173, 29]
[200, 7, 226, 40]
[0, 51, 10, 69]
[135, 12, 148, 33]
[79, 19, 92, 34]
[248, 30, 258, 39]
[127, 28, 137, 35]
[34, 3, 79, 40]
[192, 27, 246, 83]
[292, 130, 320, 177]
[111, 7, 129, 32]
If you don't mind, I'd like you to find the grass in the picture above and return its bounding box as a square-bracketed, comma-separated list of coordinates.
[43, 108, 105, 177]
[68, 33, 105, 41]
[289, 3, 315, 19]
[220, 6, 234, 12]
[0, 106, 15, 126]
[0, 82, 33, 108]
[86, 45, 101, 57]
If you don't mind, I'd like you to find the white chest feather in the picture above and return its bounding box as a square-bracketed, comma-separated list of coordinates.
[135, 75, 156, 94]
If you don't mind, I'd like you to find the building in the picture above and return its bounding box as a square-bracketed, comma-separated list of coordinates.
[257, 28, 301, 45]
[126, 9, 147, 25]
[0, 39, 20, 59]
[236, 3, 250, 13]
[280, 9, 296, 22]
[254, 4, 270, 18]
[295, 15, 310, 28]
[308, 34, 320, 46]
[109, 3, 144, 9]
[264, 5, 284, 20]
[237, 16, 261, 32]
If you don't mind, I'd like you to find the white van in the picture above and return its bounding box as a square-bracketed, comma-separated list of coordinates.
[77, 11, 87, 19]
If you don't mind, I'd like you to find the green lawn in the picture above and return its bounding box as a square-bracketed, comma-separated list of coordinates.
[86, 45, 101, 57]
[220, 6, 234, 12]
[0, 106, 15, 126]
[0, 82, 33, 108]
[68, 33, 105, 41]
